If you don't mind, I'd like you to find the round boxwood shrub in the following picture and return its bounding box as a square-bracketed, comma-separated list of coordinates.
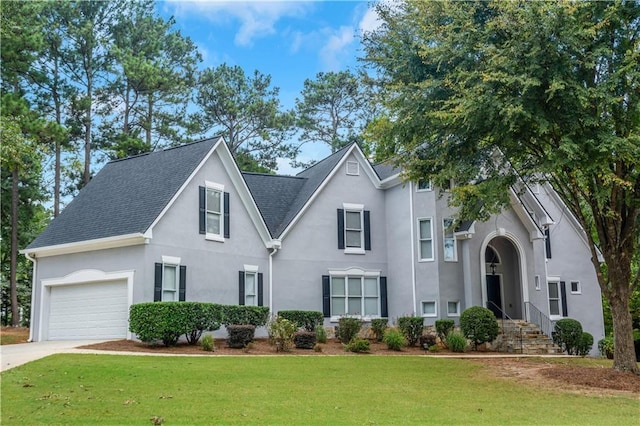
[576, 332, 594, 357]
[459, 306, 499, 350]
[226, 325, 256, 348]
[293, 331, 317, 349]
[553, 318, 583, 355]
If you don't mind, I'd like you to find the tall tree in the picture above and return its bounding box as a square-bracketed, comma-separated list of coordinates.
[100, 1, 201, 158]
[295, 70, 370, 153]
[192, 64, 296, 172]
[363, 0, 640, 372]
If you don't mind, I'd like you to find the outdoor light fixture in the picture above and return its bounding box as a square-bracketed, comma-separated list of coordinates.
[490, 261, 497, 276]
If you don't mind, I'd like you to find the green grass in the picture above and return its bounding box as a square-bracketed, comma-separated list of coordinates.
[1, 355, 637, 425]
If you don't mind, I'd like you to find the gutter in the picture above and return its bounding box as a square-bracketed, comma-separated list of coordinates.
[268, 239, 282, 313]
[23, 252, 36, 342]
[409, 181, 417, 314]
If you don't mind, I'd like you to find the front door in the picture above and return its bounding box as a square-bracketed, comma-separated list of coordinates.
[486, 275, 503, 318]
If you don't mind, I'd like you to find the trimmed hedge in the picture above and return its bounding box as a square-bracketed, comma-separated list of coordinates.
[397, 316, 424, 346]
[227, 325, 256, 348]
[278, 310, 324, 331]
[294, 331, 317, 349]
[576, 332, 594, 357]
[222, 305, 269, 327]
[460, 306, 499, 350]
[182, 302, 223, 344]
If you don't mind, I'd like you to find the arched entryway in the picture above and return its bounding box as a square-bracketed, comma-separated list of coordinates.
[482, 235, 525, 319]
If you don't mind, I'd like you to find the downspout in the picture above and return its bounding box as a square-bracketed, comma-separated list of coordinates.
[408, 182, 417, 314]
[24, 252, 36, 342]
[268, 239, 281, 313]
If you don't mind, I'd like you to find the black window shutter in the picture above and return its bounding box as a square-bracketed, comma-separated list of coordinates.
[560, 281, 568, 316]
[238, 271, 245, 305]
[224, 192, 230, 239]
[154, 263, 163, 302]
[364, 210, 371, 251]
[258, 273, 264, 306]
[199, 186, 206, 234]
[380, 276, 388, 318]
[322, 275, 330, 317]
[545, 229, 552, 259]
[337, 209, 345, 249]
[179, 265, 186, 301]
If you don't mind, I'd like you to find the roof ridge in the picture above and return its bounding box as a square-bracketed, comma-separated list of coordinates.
[108, 136, 221, 164]
[242, 171, 306, 180]
[296, 143, 354, 176]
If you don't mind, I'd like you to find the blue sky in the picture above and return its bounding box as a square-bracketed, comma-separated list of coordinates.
[156, 0, 381, 174]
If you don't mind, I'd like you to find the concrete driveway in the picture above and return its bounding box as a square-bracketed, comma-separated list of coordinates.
[0, 340, 110, 372]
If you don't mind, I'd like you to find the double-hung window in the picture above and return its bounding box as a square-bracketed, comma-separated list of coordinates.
[548, 280, 568, 317]
[418, 218, 434, 261]
[163, 264, 178, 301]
[443, 218, 457, 261]
[337, 204, 370, 254]
[345, 211, 363, 249]
[154, 256, 186, 302]
[239, 267, 263, 306]
[322, 269, 387, 319]
[199, 182, 229, 241]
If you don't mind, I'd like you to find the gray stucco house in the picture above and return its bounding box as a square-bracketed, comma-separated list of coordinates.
[23, 137, 604, 352]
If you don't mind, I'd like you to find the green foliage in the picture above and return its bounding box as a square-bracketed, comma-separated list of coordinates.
[459, 307, 499, 349]
[315, 325, 327, 344]
[266, 316, 296, 352]
[226, 325, 255, 349]
[278, 310, 324, 332]
[336, 317, 362, 343]
[222, 305, 269, 327]
[370, 318, 388, 342]
[419, 334, 437, 349]
[129, 302, 189, 346]
[553, 319, 584, 355]
[293, 331, 317, 349]
[598, 336, 614, 359]
[446, 332, 467, 353]
[382, 328, 406, 351]
[435, 319, 455, 346]
[201, 335, 214, 352]
[344, 338, 370, 353]
[181, 302, 223, 345]
[576, 332, 594, 357]
[397, 316, 424, 346]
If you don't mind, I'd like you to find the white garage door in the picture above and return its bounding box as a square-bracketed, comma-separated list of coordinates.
[48, 280, 128, 340]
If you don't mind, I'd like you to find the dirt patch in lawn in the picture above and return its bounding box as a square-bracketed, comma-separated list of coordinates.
[0, 327, 29, 345]
[81, 338, 640, 398]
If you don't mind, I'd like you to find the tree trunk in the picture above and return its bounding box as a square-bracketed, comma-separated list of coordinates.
[10, 167, 19, 326]
[607, 273, 639, 374]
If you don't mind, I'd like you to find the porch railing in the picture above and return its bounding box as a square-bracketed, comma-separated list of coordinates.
[524, 301, 555, 338]
[486, 300, 523, 353]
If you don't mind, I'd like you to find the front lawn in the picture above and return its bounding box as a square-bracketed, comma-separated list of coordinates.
[0, 327, 29, 345]
[1, 354, 637, 425]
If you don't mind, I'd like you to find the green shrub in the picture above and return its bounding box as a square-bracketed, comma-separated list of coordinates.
[428, 344, 440, 352]
[201, 334, 215, 352]
[336, 317, 362, 343]
[222, 305, 269, 327]
[459, 306, 499, 350]
[598, 335, 614, 359]
[267, 316, 296, 352]
[129, 302, 191, 346]
[446, 331, 467, 353]
[278, 310, 324, 332]
[397, 316, 424, 346]
[345, 338, 370, 353]
[182, 302, 223, 345]
[419, 334, 437, 349]
[383, 328, 406, 351]
[435, 319, 455, 346]
[226, 325, 256, 348]
[294, 331, 317, 349]
[315, 325, 327, 343]
[370, 318, 388, 342]
[576, 332, 594, 357]
[553, 318, 583, 355]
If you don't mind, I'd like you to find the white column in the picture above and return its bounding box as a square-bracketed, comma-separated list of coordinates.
[462, 239, 473, 310]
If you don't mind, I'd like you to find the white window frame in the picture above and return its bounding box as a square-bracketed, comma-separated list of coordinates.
[547, 279, 562, 319]
[417, 179, 432, 191]
[535, 275, 541, 291]
[447, 300, 460, 317]
[418, 217, 434, 261]
[328, 268, 380, 321]
[343, 203, 365, 254]
[161, 255, 181, 302]
[570, 280, 581, 295]
[204, 181, 225, 242]
[244, 271, 257, 306]
[346, 161, 359, 176]
[443, 218, 457, 262]
[421, 300, 437, 318]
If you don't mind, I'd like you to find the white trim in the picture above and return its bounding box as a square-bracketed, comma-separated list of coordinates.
[39, 269, 134, 342]
[204, 181, 225, 242]
[547, 280, 562, 319]
[570, 280, 581, 295]
[327, 267, 381, 277]
[409, 182, 417, 314]
[204, 180, 224, 191]
[416, 179, 432, 192]
[327, 269, 382, 320]
[442, 218, 458, 262]
[162, 255, 181, 265]
[447, 300, 461, 317]
[417, 217, 435, 261]
[243, 264, 259, 273]
[342, 202, 364, 210]
[535, 275, 541, 291]
[508, 188, 545, 241]
[343, 205, 365, 252]
[21, 233, 147, 258]
[421, 300, 437, 317]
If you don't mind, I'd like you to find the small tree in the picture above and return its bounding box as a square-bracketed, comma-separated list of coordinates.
[553, 318, 584, 355]
[460, 306, 499, 350]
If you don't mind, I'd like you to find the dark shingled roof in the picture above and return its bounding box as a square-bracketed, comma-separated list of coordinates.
[27, 137, 220, 249]
[373, 163, 400, 180]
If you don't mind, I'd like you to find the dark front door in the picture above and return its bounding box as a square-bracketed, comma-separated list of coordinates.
[486, 275, 503, 318]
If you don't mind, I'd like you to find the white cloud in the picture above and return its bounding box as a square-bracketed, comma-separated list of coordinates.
[319, 25, 355, 71]
[358, 5, 383, 35]
[164, 0, 311, 47]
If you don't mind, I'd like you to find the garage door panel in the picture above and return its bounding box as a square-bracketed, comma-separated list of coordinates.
[48, 280, 128, 340]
